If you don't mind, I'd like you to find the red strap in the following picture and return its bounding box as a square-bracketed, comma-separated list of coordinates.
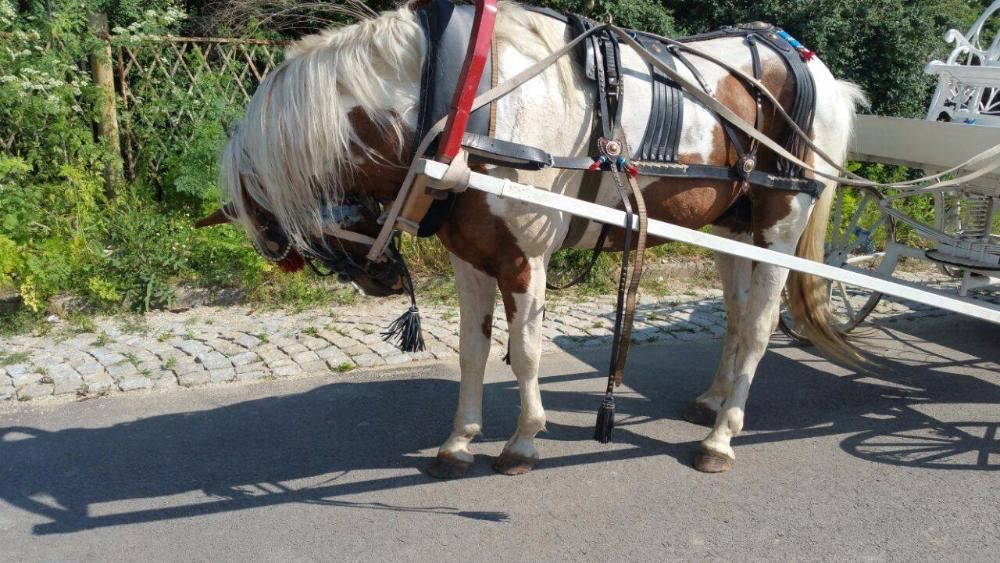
[437, 0, 498, 164]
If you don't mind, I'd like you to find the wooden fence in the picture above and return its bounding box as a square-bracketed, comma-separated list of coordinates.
[0, 17, 289, 193]
[114, 35, 289, 184]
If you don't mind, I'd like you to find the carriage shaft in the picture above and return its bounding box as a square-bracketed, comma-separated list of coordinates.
[418, 158, 1000, 325]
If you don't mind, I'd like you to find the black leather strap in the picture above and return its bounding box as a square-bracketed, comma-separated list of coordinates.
[636, 162, 824, 197]
[636, 35, 683, 163]
[460, 133, 823, 197]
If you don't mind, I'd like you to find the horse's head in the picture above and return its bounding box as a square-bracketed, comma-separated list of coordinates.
[197, 6, 425, 297]
[196, 185, 406, 298]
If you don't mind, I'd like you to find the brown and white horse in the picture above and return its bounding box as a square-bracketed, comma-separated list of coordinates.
[205, 3, 867, 474]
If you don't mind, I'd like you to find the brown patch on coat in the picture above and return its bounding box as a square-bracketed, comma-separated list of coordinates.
[749, 141, 819, 247]
[437, 190, 531, 323]
[606, 59, 800, 250]
[345, 107, 411, 201]
[482, 314, 493, 338]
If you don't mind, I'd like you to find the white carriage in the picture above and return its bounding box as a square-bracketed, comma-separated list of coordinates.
[781, 1, 1000, 336]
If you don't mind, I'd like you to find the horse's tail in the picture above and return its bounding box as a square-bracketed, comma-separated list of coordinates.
[785, 79, 868, 366]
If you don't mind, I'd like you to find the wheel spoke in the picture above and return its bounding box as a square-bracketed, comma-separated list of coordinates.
[838, 282, 857, 319]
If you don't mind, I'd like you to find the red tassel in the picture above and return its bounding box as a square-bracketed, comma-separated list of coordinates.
[800, 48, 815, 62]
[278, 250, 306, 273]
[589, 160, 603, 171]
[626, 164, 639, 178]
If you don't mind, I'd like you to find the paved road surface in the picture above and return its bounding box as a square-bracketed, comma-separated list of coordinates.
[2, 316, 998, 561]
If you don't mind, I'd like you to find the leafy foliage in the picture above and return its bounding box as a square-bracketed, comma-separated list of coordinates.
[663, 0, 985, 118]
[0, 0, 993, 328]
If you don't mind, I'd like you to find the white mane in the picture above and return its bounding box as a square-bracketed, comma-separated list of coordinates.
[220, 5, 425, 252]
[219, 2, 562, 255]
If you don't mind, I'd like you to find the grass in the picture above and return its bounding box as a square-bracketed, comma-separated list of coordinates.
[302, 326, 319, 337]
[120, 316, 149, 335]
[70, 313, 97, 334]
[0, 351, 30, 366]
[334, 362, 355, 373]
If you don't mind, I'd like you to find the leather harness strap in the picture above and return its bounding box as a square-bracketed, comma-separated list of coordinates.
[460, 132, 824, 197]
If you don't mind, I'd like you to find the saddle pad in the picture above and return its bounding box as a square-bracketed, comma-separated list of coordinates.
[415, 0, 494, 148]
[413, 0, 495, 237]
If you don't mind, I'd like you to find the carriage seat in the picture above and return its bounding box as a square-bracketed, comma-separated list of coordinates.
[925, 0, 1000, 126]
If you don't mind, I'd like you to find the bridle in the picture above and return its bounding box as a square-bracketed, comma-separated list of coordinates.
[250, 195, 409, 291]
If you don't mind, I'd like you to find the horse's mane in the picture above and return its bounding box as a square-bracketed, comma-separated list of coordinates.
[220, 2, 564, 255]
[221, 5, 423, 252]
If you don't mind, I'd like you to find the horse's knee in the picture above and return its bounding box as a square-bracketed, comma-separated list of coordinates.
[518, 411, 546, 436]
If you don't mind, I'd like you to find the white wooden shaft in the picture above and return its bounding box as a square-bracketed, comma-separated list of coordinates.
[418, 159, 1000, 325]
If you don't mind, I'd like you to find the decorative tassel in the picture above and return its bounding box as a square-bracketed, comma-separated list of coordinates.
[382, 305, 425, 353]
[775, 29, 815, 63]
[593, 393, 616, 443]
[382, 252, 426, 353]
[589, 156, 607, 171]
[278, 250, 306, 273]
[502, 342, 511, 365]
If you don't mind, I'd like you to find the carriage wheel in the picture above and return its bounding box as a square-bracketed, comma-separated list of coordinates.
[779, 187, 895, 343]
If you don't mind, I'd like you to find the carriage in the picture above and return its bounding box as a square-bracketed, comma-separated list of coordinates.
[780, 0, 1000, 338]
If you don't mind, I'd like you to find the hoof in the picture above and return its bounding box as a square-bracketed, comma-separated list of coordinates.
[492, 451, 538, 476]
[426, 454, 473, 480]
[683, 402, 718, 427]
[693, 448, 735, 473]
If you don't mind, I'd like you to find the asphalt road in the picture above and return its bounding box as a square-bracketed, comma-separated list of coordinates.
[2, 315, 998, 561]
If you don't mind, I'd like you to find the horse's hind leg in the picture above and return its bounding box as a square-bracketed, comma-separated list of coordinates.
[428, 257, 497, 479]
[494, 256, 548, 476]
[695, 194, 813, 473]
[685, 227, 752, 427]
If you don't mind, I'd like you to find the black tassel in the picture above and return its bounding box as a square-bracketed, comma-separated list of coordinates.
[382, 305, 425, 353]
[382, 251, 425, 353]
[593, 393, 616, 443]
[502, 342, 511, 365]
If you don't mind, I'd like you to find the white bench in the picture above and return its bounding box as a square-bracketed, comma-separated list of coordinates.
[925, 0, 1000, 126]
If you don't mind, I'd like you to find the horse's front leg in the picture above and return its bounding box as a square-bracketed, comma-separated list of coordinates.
[427, 257, 497, 479]
[493, 256, 548, 476]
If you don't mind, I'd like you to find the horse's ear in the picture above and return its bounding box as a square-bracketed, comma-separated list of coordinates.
[195, 203, 237, 229]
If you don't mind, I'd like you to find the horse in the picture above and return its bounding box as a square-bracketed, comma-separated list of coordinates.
[198, 1, 867, 475]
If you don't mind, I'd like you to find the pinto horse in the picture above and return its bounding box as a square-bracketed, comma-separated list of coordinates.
[200, 3, 866, 474]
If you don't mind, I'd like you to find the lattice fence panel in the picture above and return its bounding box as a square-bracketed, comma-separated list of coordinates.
[114, 36, 289, 183]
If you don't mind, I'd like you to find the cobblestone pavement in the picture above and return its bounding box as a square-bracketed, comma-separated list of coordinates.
[1, 276, 993, 403]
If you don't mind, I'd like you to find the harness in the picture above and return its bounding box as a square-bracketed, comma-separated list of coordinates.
[410, 5, 823, 244]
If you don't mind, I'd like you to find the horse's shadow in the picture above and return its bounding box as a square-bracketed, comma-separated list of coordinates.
[1, 310, 997, 536]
